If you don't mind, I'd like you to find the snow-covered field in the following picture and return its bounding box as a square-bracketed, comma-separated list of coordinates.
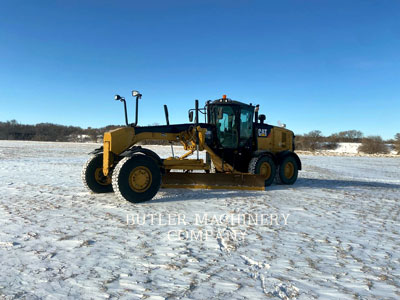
[1, 140, 399, 299]
[297, 142, 398, 157]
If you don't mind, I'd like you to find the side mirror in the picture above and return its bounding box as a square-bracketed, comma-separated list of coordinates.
[258, 114, 266, 124]
[217, 107, 223, 119]
[189, 111, 194, 122]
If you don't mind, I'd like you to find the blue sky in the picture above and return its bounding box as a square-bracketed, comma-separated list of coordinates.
[0, 0, 399, 139]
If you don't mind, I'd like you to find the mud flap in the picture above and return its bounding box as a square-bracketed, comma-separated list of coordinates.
[161, 173, 267, 191]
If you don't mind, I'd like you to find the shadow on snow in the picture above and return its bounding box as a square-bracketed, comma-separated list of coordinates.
[150, 178, 400, 203]
[269, 177, 400, 191]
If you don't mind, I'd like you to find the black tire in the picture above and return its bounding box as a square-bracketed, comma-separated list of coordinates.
[82, 155, 113, 193]
[112, 155, 161, 203]
[276, 156, 298, 185]
[248, 155, 276, 187]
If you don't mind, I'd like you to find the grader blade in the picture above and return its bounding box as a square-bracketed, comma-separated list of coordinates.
[161, 173, 266, 191]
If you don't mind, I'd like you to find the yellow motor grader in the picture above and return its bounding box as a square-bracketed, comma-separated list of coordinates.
[82, 90, 301, 203]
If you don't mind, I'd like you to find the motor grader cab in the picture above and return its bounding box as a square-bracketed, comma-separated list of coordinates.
[206, 98, 257, 172]
[82, 91, 301, 203]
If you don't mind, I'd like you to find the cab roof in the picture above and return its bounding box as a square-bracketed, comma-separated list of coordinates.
[209, 98, 254, 108]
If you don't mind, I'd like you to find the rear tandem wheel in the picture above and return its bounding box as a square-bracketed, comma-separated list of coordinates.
[248, 155, 276, 187]
[276, 155, 298, 185]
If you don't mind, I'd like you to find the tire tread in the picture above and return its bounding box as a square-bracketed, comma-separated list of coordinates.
[81, 155, 113, 193]
[112, 157, 130, 203]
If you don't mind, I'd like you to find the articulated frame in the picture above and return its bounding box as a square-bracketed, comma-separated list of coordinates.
[102, 126, 237, 176]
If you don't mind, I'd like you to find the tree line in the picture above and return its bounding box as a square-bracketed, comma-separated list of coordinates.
[0, 120, 120, 142]
[1, 120, 399, 154]
[296, 130, 400, 154]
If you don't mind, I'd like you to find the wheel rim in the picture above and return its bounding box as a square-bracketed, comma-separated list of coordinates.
[284, 162, 294, 179]
[129, 166, 152, 192]
[260, 162, 271, 178]
[94, 168, 111, 186]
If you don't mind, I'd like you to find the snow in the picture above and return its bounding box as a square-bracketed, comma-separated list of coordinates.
[328, 142, 361, 154]
[0, 140, 400, 299]
[297, 142, 398, 156]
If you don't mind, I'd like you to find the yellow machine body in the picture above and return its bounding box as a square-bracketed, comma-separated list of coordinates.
[82, 94, 301, 203]
[101, 124, 295, 190]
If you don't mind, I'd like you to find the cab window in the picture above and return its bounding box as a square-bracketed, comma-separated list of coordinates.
[216, 106, 237, 148]
[239, 108, 253, 146]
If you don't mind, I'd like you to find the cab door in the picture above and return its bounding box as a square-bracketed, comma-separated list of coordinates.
[211, 105, 254, 172]
[215, 105, 238, 149]
[239, 107, 253, 149]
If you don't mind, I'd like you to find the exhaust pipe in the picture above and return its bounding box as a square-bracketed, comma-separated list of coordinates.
[195, 99, 199, 160]
[164, 104, 175, 157]
[255, 104, 259, 123]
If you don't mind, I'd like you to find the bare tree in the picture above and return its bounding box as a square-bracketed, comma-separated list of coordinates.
[395, 133, 400, 154]
[358, 136, 388, 154]
[330, 130, 363, 142]
[295, 130, 324, 151]
[305, 130, 323, 151]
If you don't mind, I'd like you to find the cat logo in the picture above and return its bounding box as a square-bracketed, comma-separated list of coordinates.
[258, 128, 269, 137]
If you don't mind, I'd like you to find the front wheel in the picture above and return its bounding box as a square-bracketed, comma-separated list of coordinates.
[112, 155, 161, 203]
[82, 154, 113, 193]
[276, 156, 298, 185]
